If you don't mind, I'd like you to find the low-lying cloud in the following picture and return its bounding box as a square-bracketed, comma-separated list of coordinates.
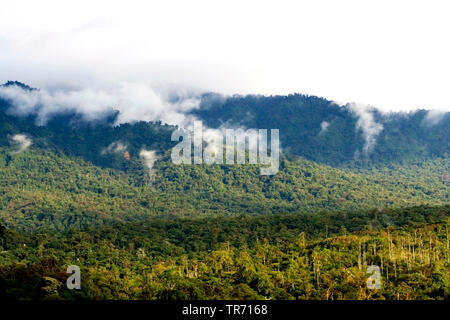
[139, 149, 158, 180]
[0, 82, 201, 127]
[10, 134, 32, 153]
[2, 1, 450, 113]
[319, 121, 329, 134]
[101, 141, 127, 155]
[423, 109, 447, 126]
[348, 103, 383, 155]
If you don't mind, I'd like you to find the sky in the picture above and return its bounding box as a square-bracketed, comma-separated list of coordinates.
[1, 0, 449, 112]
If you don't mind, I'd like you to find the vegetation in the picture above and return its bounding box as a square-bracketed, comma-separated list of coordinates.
[0, 83, 448, 300]
[1, 209, 448, 300]
[2, 85, 449, 171]
[0, 146, 448, 232]
[193, 93, 450, 166]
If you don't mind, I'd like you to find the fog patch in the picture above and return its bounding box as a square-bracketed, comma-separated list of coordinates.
[0, 82, 202, 127]
[139, 149, 158, 180]
[348, 103, 383, 155]
[423, 109, 447, 126]
[319, 121, 329, 134]
[101, 141, 127, 155]
[10, 134, 32, 153]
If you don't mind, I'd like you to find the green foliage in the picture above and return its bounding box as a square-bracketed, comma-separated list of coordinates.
[0, 88, 448, 300]
[1, 89, 449, 171]
[193, 93, 449, 166]
[0, 146, 448, 232]
[1, 216, 448, 300]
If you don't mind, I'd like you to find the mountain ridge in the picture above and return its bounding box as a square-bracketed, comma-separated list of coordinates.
[1, 81, 448, 170]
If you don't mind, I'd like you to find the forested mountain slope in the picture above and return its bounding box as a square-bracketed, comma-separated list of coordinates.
[0, 146, 448, 232]
[0, 81, 448, 300]
[1, 82, 449, 171]
[193, 93, 450, 166]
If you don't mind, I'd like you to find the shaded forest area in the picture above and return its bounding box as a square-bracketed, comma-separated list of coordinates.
[0, 206, 448, 300]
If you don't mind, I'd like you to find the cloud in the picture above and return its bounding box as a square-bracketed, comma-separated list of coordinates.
[0, 82, 202, 127]
[0, 83, 255, 161]
[139, 149, 158, 180]
[423, 109, 447, 126]
[348, 103, 383, 155]
[10, 134, 32, 153]
[101, 141, 127, 155]
[319, 121, 329, 134]
[1, 1, 450, 112]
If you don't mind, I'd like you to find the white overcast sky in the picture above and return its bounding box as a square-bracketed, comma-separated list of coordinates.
[1, 0, 449, 112]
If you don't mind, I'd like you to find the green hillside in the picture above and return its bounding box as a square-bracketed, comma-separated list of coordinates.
[1, 209, 448, 299]
[193, 93, 450, 166]
[0, 82, 448, 300]
[0, 146, 448, 232]
[1, 83, 449, 171]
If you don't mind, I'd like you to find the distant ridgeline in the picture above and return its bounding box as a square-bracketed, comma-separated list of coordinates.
[192, 93, 450, 167]
[0, 81, 449, 171]
[0, 81, 175, 171]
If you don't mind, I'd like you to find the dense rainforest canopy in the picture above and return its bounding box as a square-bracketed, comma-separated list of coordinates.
[0, 82, 448, 300]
